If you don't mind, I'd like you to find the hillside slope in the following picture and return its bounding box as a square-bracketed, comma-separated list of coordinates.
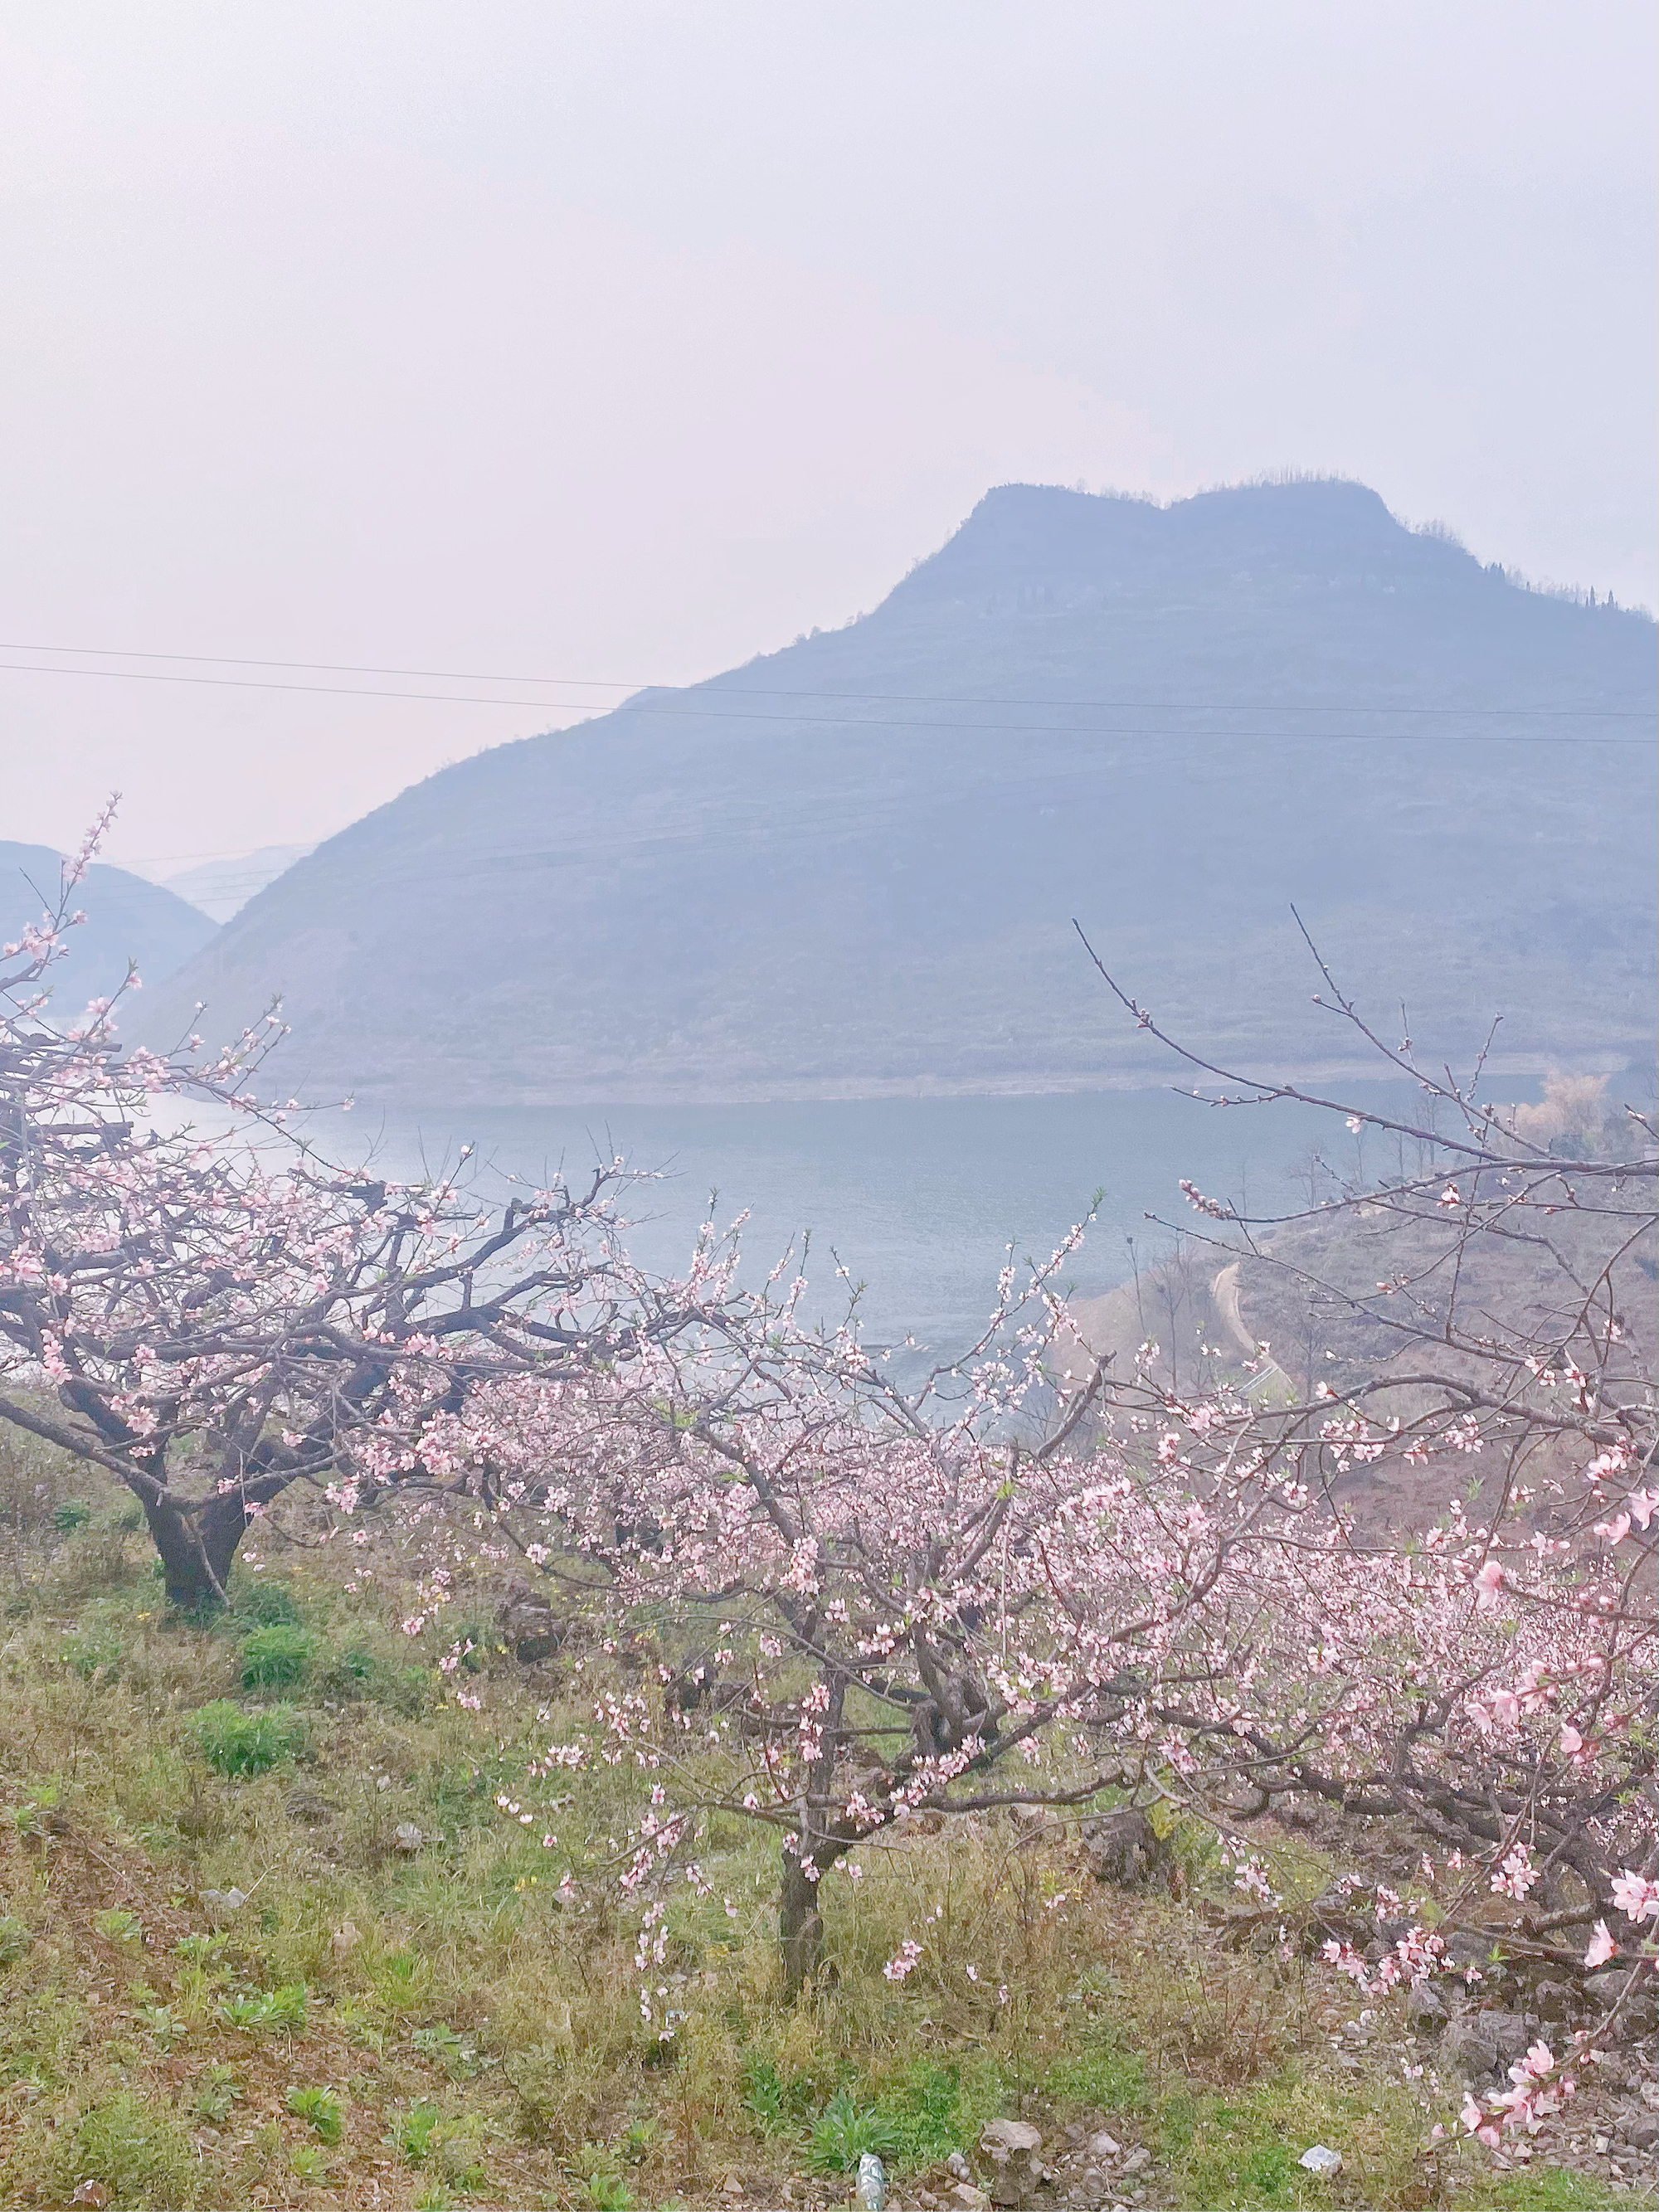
[1, 843, 214, 1015]
[142, 479, 1657, 1101]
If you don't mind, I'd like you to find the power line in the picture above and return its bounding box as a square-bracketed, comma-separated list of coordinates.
[0, 659, 598, 712]
[0, 641, 1652, 720]
[1, 656, 1652, 746]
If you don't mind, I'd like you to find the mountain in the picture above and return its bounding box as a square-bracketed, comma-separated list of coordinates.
[2, 843, 215, 1015]
[140, 479, 1657, 1102]
[160, 843, 317, 925]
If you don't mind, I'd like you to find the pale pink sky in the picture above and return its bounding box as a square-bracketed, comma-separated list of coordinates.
[2, 2, 1653, 873]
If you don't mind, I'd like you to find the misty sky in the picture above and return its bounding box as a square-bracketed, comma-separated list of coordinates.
[3, 2, 1654, 879]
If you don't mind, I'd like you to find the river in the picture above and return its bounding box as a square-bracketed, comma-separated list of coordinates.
[322, 1082, 1443, 1358]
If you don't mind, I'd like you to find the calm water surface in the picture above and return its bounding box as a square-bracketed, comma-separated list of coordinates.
[331, 1087, 1428, 1356]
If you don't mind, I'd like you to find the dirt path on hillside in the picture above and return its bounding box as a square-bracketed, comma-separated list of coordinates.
[1211, 1262, 1295, 1398]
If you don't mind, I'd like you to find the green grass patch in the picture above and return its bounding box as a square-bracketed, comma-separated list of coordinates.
[57, 2089, 202, 2208]
[226, 1577, 304, 1628]
[1045, 2025, 1149, 2114]
[237, 1621, 317, 1689]
[1467, 2174, 1629, 2212]
[188, 1698, 306, 1776]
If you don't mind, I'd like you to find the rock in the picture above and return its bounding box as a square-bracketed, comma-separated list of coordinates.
[1118, 2148, 1150, 2177]
[980, 2119, 1045, 2206]
[1085, 2130, 1121, 2160]
[1297, 2146, 1342, 2177]
[392, 1822, 423, 1854]
[1442, 2015, 1501, 2079]
[199, 1887, 247, 1923]
[980, 2122, 1044, 2158]
[1585, 1965, 1659, 2020]
[947, 2190, 990, 2212]
[1440, 1929, 1494, 1969]
[1616, 2108, 1659, 2151]
[719, 2173, 746, 2198]
[1407, 1981, 1447, 2030]
[497, 1582, 567, 1665]
[1078, 1808, 1170, 1892]
[284, 1788, 338, 1826]
[329, 1920, 361, 1959]
[70, 2187, 111, 2209]
[1485, 2010, 1537, 2064]
[946, 2154, 973, 2182]
[1010, 1805, 1061, 1838]
[1530, 1977, 1577, 2021]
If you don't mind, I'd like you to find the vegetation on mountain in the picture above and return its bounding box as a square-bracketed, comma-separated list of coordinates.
[139, 479, 1657, 1102]
[2, 839, 212, 1013]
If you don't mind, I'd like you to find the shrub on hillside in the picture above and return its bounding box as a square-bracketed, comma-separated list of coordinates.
[227, 1578, 304, 1629]
[189, 1699, 306, 1777]
[238, 1622, 315, 1689]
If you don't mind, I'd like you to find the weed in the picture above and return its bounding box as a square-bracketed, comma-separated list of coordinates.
[188, 1698, 306, 1777]
[61, 1621, 126, 1678]
[616, 2115, 658, 2164]
[220, 1982, 309, 2033]
[52, 1498, 93, 1534]
[806, 2089, 902, 2174]
[60, 2090, 201, 2208]
[374, 1946, 432, 2010]
[740, 2056, 790, 2133]
[581, 2171, 635, 2211]
[239, 1621, 317, 1689]
[12, 1780, 61, 1839]
[288, 2142, 328, 2182]
[0, 1914, 32, 1968]
[174, 1932, 231, 1971]
[95, 1908, 143, 1943]
[136, 2003, 187, 2049]
[192, 2064, 239, 2122]
[389, 2100, 445, 2166]
[412, 2023, 488, 2078]
[387, 2103, 489, 2190]
[285, 2084, 345, 2143]
[227, 1578, 303, 1628]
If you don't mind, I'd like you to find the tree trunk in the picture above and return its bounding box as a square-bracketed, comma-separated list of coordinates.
[779, 1852, 825, 2001]
[141, 1487, 249, 1612]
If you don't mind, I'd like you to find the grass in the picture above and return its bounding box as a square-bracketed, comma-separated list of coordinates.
[188, 1698, 309, 1777]
[0, 1497, 1646, 2211]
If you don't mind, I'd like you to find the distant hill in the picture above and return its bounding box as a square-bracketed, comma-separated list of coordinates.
[141, 479, 1657, 1102]
[1, 842, 215, 1017]
[160, 843, 317, 925]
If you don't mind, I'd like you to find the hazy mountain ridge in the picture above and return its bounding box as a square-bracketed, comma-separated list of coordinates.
[0, 843, 215, 1015]
[141, 479, 1657, 1102]
[159, 843, 317, 925]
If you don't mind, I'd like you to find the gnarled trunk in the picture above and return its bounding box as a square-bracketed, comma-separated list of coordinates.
[141, 1486, 249, 1612]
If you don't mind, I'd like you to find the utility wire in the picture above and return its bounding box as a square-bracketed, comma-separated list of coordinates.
[0, 657, 1652, 743]
[0, 642, 1652, 719]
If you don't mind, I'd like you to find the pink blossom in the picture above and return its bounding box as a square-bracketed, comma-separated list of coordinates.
[1472, 1559, 1504, 1608]
[1584, 1920, 1618, 1967]
[1610, 1869, 1659, 1923]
